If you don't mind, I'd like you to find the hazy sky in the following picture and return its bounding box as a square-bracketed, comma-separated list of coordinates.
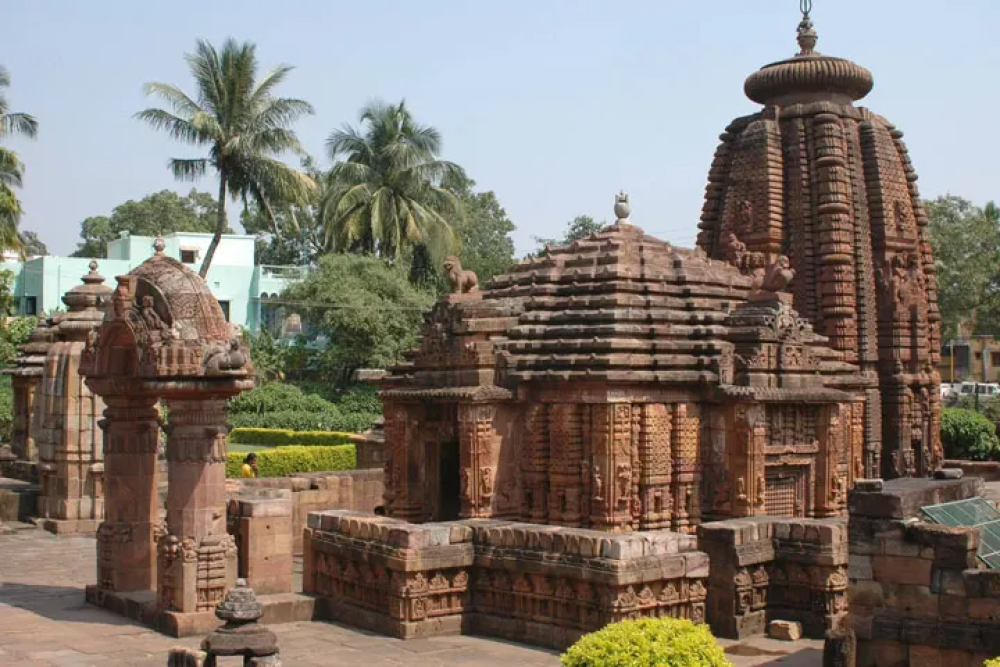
[5, 1, 999, 258]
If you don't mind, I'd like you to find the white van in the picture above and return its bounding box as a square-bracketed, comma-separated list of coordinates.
[958, 382, 1000, 397]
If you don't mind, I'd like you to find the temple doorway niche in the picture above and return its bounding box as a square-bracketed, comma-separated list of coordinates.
[438, 438, 461, 521]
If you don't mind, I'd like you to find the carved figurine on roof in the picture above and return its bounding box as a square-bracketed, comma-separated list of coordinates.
[697, 2, 942, 478]
[379, 192, 870, 533]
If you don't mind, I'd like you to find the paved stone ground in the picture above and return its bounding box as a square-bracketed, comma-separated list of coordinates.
[0, 525, 821, 666]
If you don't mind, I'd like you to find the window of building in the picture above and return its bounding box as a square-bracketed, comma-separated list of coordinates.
[976, 352, 983, 360]
[180, 249, 198, 264]
[23, 296, 36, 316]
[992, 352, 1000, 367]
[219, 300, 230, 322]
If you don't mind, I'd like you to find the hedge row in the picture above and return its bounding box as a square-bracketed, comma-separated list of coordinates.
[561, 617, 730, 667]
[229, 427, 356, 446]
[225, 444, 356, 478]
[229, 409, 377, 433]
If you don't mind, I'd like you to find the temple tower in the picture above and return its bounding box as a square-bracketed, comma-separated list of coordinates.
[697, 5, 941, 478]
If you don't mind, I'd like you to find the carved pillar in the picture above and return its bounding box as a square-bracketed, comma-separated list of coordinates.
[158, 399, 236, 613]
[671, 404, 702, 533]
[638, 404, 672, 530]
[10, 374, 40, 461]
[547, 404, 584, 526]
[520, 403, 549, 522]
[815, 404, 847, 518]
[97, 393, 161, 593]
[588, 404, 633, 531]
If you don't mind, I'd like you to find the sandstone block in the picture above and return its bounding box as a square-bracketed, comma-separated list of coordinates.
[768, 619, 802, 641]
[871, 555, 931, 586]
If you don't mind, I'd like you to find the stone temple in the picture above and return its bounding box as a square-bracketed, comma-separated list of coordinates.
[301, 5, 945, 649]
[696, 8, 942, 480]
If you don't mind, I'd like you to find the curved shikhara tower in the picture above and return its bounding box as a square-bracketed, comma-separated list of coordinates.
[696, 9, 942, 479]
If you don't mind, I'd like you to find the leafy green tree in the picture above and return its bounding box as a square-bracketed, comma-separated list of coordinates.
[137, 39, 316, 277]
[926, 196, 1000, 340]
[532, 215, 604, 255]
[70, 189, 225, 257]
[443, 173, 516, 282]
[0, 66, 38, 256]
[322, 99, 465, 263]
[19, 230, 46, 256]
[283, 253, 435, 385]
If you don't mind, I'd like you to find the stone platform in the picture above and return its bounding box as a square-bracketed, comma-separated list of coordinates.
[0, 476, 38, 522]
[0, 523, 823, 665]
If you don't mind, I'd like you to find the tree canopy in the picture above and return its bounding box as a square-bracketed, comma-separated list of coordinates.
[20, 230, 47, 257]
[137, 38, 316, 276]
[0, 65, 38, 256]
[927, 195, 1000, 341]
[71, 189, 225, 257]
[322, 99, 465, 263]
[532, 215, 604, 256]
[443, 173, 517, 282]
[283, 253, 435, 384]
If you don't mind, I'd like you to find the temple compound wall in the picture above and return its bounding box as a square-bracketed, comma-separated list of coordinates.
[303, 510, 709, 649]
[840, 476, 1000, 667]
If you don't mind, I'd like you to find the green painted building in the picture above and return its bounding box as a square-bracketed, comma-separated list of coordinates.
[1, 232, 304, 332]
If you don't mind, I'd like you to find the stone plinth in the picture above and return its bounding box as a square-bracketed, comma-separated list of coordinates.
[227, 489, 293, 595]
[232, 469, 384, 554]
[698, 517, 848, 640]
[304, 510, 708, 649]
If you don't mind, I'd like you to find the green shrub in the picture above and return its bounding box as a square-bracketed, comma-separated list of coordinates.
[229, 382, 333, 415]
[941, 407, 1000, 461]
[984, 659, 1000, 667]
[229, 427, 356, 446]
[229, 409, 374, 433]
[0, 374, 11, 442]
[561, 617, 730, 667]
[225, 444, 356, 478]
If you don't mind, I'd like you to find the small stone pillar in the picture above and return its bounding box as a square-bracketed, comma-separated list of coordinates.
[97, 394, 162, 593]
[201, 579, 280, 666]
[9, 314, 52, 468]
[158, 399, 237, 613]
[227, 488, 293, 595]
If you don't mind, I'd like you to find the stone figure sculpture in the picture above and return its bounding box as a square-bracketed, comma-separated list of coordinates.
[444, 256, 479, 294]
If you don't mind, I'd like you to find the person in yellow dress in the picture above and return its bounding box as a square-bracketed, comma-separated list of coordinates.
[240, 453, 258, 478]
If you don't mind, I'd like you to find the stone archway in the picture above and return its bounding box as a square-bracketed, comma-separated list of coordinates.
[80, 237, 254, 626]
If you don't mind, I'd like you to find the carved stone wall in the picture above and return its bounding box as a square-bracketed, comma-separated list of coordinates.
[699, 517, 848, 639]
[303, 510, 708, 649]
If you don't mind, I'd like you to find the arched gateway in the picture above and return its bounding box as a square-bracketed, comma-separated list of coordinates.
[80, 236, 254, 624]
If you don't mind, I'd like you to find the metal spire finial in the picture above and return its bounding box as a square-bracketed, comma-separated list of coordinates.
[796, 0, 818, 55]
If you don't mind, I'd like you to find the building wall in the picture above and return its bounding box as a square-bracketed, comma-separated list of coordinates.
[4, 233, 302, 331]
[939, 337, 1000, 383]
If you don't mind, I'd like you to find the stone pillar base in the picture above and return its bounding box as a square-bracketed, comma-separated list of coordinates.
[42, 517, 100, 535]
[85, 585, 316, 637]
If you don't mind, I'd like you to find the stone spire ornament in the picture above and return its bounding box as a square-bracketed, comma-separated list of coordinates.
[200, 579, 280, 665]
[153, 234, 166, 255]
[796, 0, 818, 55]
[614, 190, 631, 224]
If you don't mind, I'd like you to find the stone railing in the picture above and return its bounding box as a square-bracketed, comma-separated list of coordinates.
[231, 469, 383, 554]
[698, 517, 848, 639]
[844, 476, 999, 667]
[303, 511, 709, 649]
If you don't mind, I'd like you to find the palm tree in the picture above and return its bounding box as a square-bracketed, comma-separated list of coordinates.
[0, 65, 38, 256]
[322, 99, 465, 262]
[137, 39, 316, 277]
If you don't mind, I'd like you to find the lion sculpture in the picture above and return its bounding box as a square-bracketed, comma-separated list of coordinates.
[444, 256, 479, 294]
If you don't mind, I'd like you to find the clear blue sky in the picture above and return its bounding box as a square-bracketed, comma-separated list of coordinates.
[5, 0, 999, 258]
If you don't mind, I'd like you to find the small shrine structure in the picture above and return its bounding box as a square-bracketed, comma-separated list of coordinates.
[81, 236, 254, 632]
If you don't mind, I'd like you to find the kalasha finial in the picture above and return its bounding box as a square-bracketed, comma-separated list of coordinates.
[153, 234, 166, 255]
[614, 190, 631, 223]
[797, 0, 818, 55]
